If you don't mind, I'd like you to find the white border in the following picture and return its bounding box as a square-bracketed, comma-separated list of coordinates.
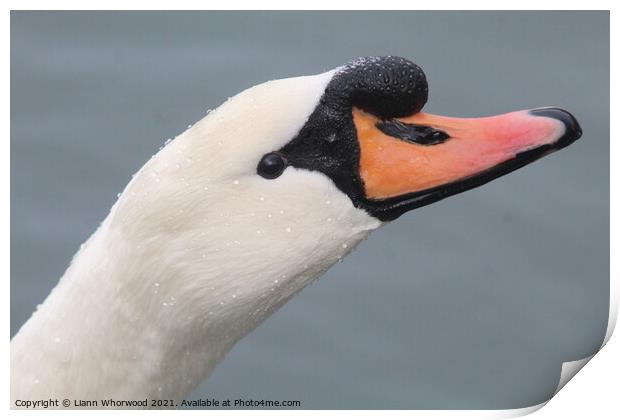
[3, 2, 615, 419]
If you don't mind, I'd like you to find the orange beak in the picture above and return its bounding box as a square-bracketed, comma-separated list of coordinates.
[355, 107, 581, 202]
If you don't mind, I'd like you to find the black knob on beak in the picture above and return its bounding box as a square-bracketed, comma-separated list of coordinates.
[326, 56, 429, 119]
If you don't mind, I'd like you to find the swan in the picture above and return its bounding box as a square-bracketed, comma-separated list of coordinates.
[11, 56, 582, 407]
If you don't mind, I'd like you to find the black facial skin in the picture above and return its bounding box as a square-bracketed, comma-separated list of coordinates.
[258, 56, 581, 222]
[277, 56, 429, 221]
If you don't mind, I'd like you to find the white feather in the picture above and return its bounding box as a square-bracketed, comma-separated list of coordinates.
[11, 69, 382, 403]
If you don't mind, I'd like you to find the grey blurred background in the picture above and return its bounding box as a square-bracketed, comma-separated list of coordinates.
[10, 11, 609, 409]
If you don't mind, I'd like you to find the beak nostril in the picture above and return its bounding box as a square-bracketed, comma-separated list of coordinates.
[376, 119, 449, 146]
[528, 107, 583, 148]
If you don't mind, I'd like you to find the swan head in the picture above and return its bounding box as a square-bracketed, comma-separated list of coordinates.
[105, 56, 580, 338]
[11, 57, 582, 402]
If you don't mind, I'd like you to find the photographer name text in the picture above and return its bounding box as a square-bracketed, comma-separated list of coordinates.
[14, 397, 301, 409]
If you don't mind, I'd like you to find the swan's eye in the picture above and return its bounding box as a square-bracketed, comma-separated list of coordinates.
[257, 152, 287, 179]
